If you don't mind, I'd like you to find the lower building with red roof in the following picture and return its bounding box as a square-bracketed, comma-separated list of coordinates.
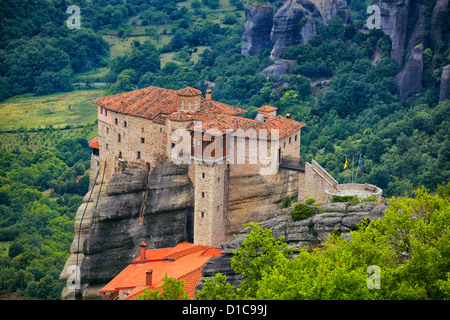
[99, 242, 223, 300]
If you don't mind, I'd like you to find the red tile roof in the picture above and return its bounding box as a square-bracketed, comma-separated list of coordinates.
[89, 137, 99, 149]
[177, 87, 201, 96]
[187, 112, 305, 139]
[257, 105, 278, 113]
[99, 242, 223, 300]
[93, 86, 246, 123]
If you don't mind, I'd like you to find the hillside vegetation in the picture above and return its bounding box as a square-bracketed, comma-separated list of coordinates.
[0, 0, 448, 300]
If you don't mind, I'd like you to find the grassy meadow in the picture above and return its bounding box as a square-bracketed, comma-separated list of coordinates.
[0, 89, 104, 131]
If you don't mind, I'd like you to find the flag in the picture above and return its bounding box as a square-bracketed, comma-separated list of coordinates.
[359, 155, 363, 169]
[344, 156, 348, 169]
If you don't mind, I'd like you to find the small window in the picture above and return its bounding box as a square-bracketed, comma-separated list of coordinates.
[201, 192, 205, 198]
[106, 127, 109, 134]
[118, 151, 122, 158]
[141, 128, 144, 133]
[141, 137, 145, 144]
[284, 142, 286, 148]
[100, 107, 103, 114]
[105, 109, 108, 116]
[217, 205, 220, 212]
[202, 172, 206, 179]
[160, 128, 162, 133]
[115, 118, 118, 125]
[118, 134, 121, 143]
[172, 143, 175, 148]
[218, 177, 220, 183]
[295, 134, 297, 141]
[137, 151, 141, 160]
[289, 137, 291, 144]
[201, 211, 205, 218]
[106, 144, 109, 150]
[124, 121, 127, 128]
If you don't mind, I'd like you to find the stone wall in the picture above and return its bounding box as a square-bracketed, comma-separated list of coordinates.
[98, 111, 167, 181]
[302, 160, 338, 202]
[89, 153, 99, 190]
[194, 162, 228, 247]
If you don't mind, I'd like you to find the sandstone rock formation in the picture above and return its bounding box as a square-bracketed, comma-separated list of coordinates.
[60, 161, 299, 299]
[261, 59, 291, 81]
[196, 201, 387, 292]
[270, 0, 324, 60]
[60, 163, 195, 300]
[269, 0, 351, 60]
[394, 44, 424, 100]
[439, 65, 450, 102]
[241, 5, 274, 56]
[373, 0, 411, 67]
[374, 0, 449, 100]
[430, 0, 450, 50]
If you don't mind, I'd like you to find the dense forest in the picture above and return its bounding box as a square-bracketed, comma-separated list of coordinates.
[0, 131, 92, 299]
[0, 0, 449, 299]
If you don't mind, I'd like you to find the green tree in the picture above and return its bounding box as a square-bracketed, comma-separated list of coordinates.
[230, 222, 293, 298]
[198, 188, 450, 300]
[135, 274, 191, 300]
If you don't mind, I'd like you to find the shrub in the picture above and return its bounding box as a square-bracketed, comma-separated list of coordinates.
[305, 198, 316, 205]
[290, 203, 315, 221]
[280, 195, 292, 209]
[331, 195, 360, 205]
[362, 195, 377, 202]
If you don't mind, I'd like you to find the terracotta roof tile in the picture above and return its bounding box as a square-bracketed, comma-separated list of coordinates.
[89, 137, 99, 149]
[93, 86, 246, 123]
[187, 112, 305, 139]
[257, 105, 278, 113]
[177, 87, 201, 96]
[100, 242, 223, 300]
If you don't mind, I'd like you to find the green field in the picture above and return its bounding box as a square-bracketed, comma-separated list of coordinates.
[0, 89, 105, 131]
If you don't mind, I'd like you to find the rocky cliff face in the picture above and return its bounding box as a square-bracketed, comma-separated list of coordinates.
[241, 0, 351, 60]
[241, 5, 274, 56]
[374, 0, 449, 100]
[270, 0, 324, 60]
[439, 65, 450, 102]
[395, 44, 424, 100]
[60, 162, 194, 300]
[196, 201, 387, 291]
[373, 0, 411, 67]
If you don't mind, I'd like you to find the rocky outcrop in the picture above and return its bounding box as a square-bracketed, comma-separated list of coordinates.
[269, 0, 351, 60]
[430, 0, 450, 50]
[374, 0, 449, 100]
[227, 168, 299, 236]
[261, 59, 291, 80]
[196, 201, 387, 292]
[395, 44, 424, 100]
[241, 5, 274, 56]
[270, 0, 324, 60]
[373, 0, 411, 67]
[439, 65, 450, 102]
[60, 162, 194, 300]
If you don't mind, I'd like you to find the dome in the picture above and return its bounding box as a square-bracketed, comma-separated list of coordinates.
[176, 86, 202, 97]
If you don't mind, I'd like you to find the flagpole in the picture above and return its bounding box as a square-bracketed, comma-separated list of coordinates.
[345, 154, 350, 184]
[351, 153, 354, 184]
[355, 154, 361, 184]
